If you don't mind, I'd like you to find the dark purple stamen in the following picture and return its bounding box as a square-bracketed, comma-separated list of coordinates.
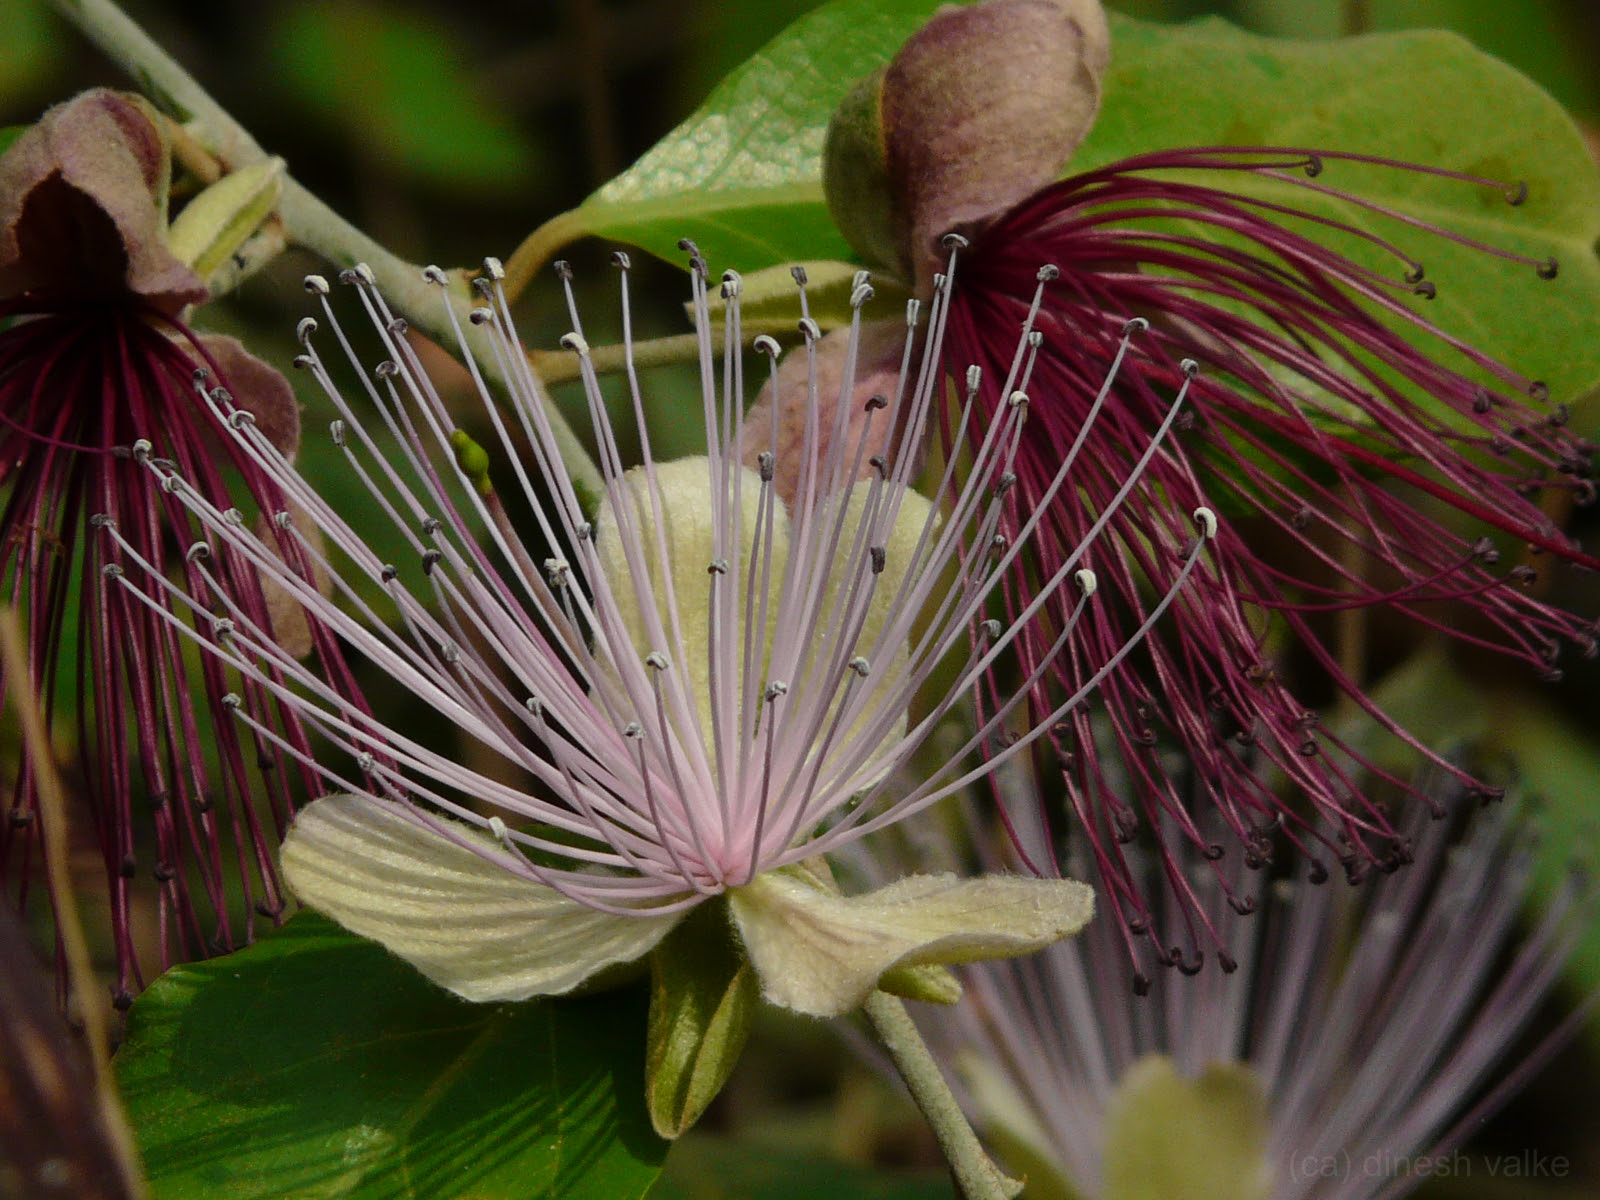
[944, 148, 1597, 980]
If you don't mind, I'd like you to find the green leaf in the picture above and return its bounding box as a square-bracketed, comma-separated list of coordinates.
[268, 2, 537, 194]
[574, 6, 1600, 406]
[645, 903, 760, 1139]
[117, 913, 667, 1200]
[1488, 696, 1600, 1003]
[648, 1134, 952, 1200]
[1068, 16, 1600, 416]
[571, 0, 942, 269]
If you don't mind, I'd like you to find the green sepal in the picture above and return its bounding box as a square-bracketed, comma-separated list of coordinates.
[167, 156, 286, 287]
[822, 67, 900, 275]
[645, 899, 760, 1139]
[877, 961, 962, 1005]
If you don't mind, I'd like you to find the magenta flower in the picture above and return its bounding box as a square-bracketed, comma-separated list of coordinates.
[0, 91, 346, 1000]
[785, 0, 1600, 981]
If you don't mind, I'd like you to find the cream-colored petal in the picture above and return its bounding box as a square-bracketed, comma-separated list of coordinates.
[728, 870, 1093, 1018]
[281, 795, 681, 1003]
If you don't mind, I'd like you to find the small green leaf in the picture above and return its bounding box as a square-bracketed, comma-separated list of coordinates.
[645, 902, 760, 1139]
[1101, 1057, 1274, 1200]
[117, 913, 667, 1200]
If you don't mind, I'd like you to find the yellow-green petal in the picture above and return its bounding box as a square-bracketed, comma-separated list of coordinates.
[728, 869, 1093, 1018]
[281, 795, 681, 1002]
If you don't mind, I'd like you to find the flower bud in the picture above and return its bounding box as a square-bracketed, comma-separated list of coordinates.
[824, 0, 1109, 294]
[0, 88, 205, 311]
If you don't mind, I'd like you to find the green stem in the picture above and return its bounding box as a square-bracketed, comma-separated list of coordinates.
[863, 991, 1019, 1200]
[50, 0, 605, 511]
[502, 208, 591, 305]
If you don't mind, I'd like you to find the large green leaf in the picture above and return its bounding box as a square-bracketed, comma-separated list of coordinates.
[571, 0, 940, 269]
[1069, 15, 1600, 415]
[569, 5, 1600, 405]
[117, 913, 667, 1200]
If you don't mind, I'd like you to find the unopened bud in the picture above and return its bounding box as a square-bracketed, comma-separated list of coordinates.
[824, 0, 1110, 293]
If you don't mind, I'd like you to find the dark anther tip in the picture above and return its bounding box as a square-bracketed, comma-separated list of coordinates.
[552, 259, 573, 281]
[1505, 180, 1529, 206]
[1218, 952, 1239, 974]
[1403, 263, 1426, 285]
[112, 991, 135, 1012]
[1412, 280, 1436, 300]
[1203, 843, 1225, 861]
[1303, 154, 1323, 178]
[1229, 895, 1258, 916]
[1307, 860, 1329, 885]
[1175, 950, 1203, 976]
[1132, 972, 1152, 997]
[1528, 380, 1550, 402]
[1538, 257, 1559, 280]
[677, 238, 700, 256]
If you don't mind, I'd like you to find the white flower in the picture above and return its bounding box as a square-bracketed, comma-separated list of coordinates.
[97, 243, 1213, 1022]
[863, 767, 1590, 1200]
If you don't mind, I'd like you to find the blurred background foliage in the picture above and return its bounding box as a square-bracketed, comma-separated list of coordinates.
[3, 0, 1600, 1196]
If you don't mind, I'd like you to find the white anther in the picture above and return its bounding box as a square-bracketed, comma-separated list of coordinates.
[222, 692, 243, 709]
[645, 651, 670, 671]
[850, 280, 874, 308]
[131, 439, 153, 462]
[101, 563, 124, 579]
[222, 508, 245, 525]
[273, 511, 292, 529]
[848, 657, 870, 677]
[560, 332, 590, 355]
[1075, 569, 1098, 596]
[186, 542, 210, 562]
[764, 681, 789, 701]
[797, 317, 821, 341]
[753, 335, 781, 358]
[1194, 507, 1218, 538]
[330, 420, 347, 447]
[422, 265, 448, 285]
[623, 722, 644, 739]
[228, 410, 255, 429]
[482, 257, 505, 280]
[303, 275, 330, 295]
[488, 815, 510, 844]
